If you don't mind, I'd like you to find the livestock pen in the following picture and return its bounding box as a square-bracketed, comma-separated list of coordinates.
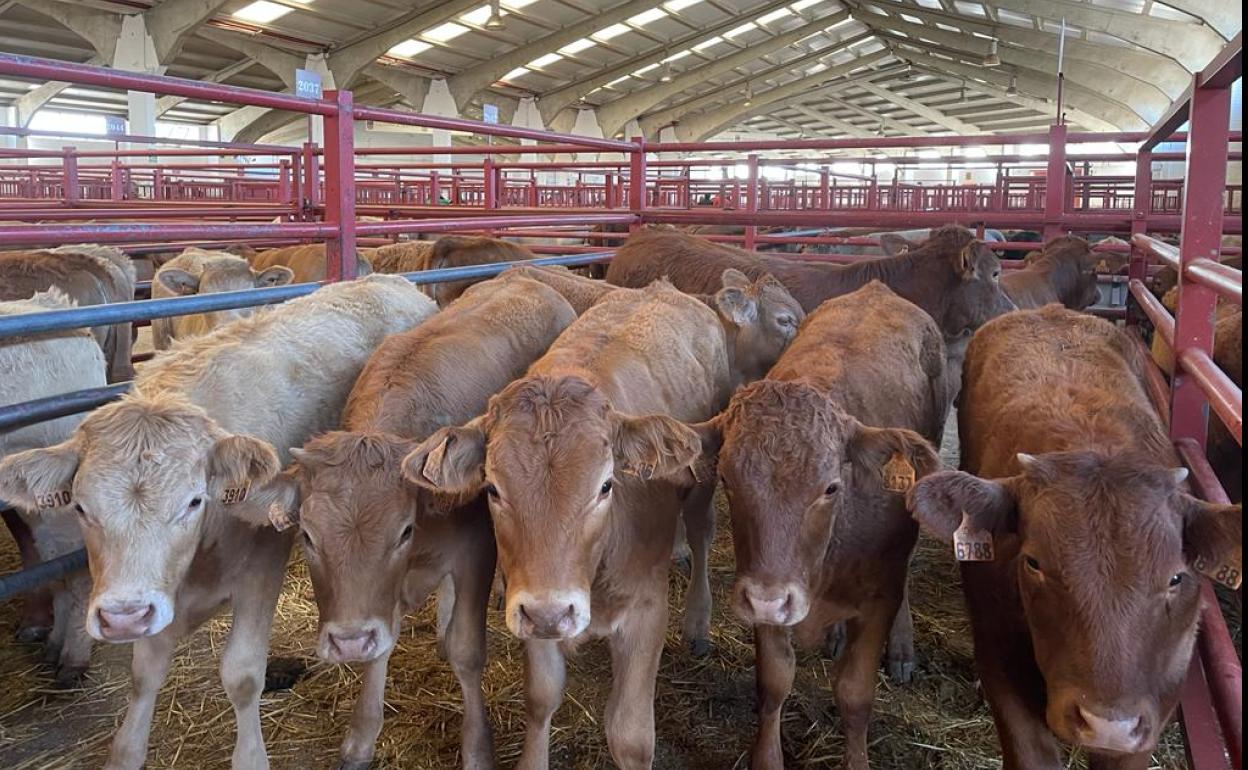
[0, 35, 1242, 770]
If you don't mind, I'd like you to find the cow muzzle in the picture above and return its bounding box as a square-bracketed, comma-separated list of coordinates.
[733, 578, 809, 627]
[507, 590, 590, 640]
[1053, 695, 1153, 755]
[89, 592, 173, 642]
[320, 620, 391, 663]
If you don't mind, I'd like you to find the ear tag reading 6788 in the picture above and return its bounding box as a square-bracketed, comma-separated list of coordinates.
[953, 511, 994, 562]
[1193, 555, 1242, 590]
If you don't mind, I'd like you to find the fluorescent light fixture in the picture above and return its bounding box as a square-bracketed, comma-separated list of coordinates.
[232, 1, 293, 23]
[632, 63, 661, 75]
[424, 22, 470, 42]
[559, 38, 596, 54]
[628, 8, 668, 26]
[664, 0, 703, 10]
[662, 50, 692, 62]
[388, 39, 432, 57]
[918, 149, 941, 159]
[726, 22, 757, 37]
[693, 36, 723, 51]
[758, 9, 793, 24]
[791, 0, 823, 9]
[502, 67, 530, 80]
[460, 5, 494, 25]
[528, 52, 563, 68]
[593, 23, 631, 41]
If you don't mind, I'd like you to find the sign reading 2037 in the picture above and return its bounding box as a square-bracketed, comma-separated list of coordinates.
[295, 69, 323, 100]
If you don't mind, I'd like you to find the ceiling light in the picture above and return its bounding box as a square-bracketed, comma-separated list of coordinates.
[665, 0, 703, 10]
[389, 39, 432, 58]
[959, 80, 968, 103]
[1006, 75, 1018, 96]
[232, 1, 294, 24]
[983, 38, 1001, 66]
[424, 22, 470, 42]
[901, 62, 914, 81]
[726, 22, 758, 38]
[485, 0, 506, 30]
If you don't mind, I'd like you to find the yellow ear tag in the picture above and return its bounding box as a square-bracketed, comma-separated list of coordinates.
[268, 504, 296, 533]
[882, 452, 917, 493]
[220, 483, 250, 506]
[1193, 555, 1242, 590]
[953, 511, 995, 562]
[35, 489, 73, 510]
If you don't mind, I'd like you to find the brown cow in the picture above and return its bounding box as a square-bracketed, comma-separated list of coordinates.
[605, 226, 1016, 345]
[688, 282, 945, 770]
[424, 235, 536, 307]
[264, 276, 576, 768]
[367, 240, 435, 274]
[249, 243, 373, 283]
[908, 305, 1242, 768]
[1002, 236, 1122, 310]
[405, 281, 738, 768]
[0, 245, 136, 382]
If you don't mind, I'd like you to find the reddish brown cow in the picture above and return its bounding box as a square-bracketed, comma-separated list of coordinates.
[425, 235, 536, 307]
[908, 306, 1242, 768]
[1001, 236, 1120, 310]
[267, 277, 577, 768]
[690, 282, 945, 770]
[605, 225, 1016, 343]
[405, 282, 732, 769]
[249, 243, 373, 283]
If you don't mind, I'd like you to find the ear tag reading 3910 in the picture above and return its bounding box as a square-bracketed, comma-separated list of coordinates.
[221, 483, 250, 506]
[953, 511, 994, 562]
[35, 489, 73, 510]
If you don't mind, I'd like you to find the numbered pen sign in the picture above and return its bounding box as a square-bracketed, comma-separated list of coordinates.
[482, 103, 500, 125]
[35, 489, 73, 510]
[953, 512, 995, 562]
[105, 116, 126, 136]
[295, 69, 323, 100]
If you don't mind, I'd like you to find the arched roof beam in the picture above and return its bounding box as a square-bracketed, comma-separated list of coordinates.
[13, 54, 102, 125]
[328, 0, 482, 85]
[15, 0, 121, 59]
[789, 104, 874, 137]
[853, 77, 981, 133]
[145, 0, 232, 61]
[155, 57, 255, 117]
[196, 27, 301, 88]
[1150, 0, 1239, 40]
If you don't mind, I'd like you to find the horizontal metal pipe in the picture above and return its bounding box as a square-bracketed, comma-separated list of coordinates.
[0, 207, 296, 222]
[1133, 234, 1182, 270]
[354, 213, 635, 236]
[1186, 259, 1243, 305]
[1129, 279, 1176, 347]
[1177, 347, 1243, 446]
[0, 549, 88, 602]
[0, 126, 295, 155]
[0, 222, 335, 247]
[0, 384, 130, 434]
[352, 105, 637, 151]
[646, 131, 1236, 154]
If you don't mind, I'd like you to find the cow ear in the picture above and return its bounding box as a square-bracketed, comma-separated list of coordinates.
[956, 243, 976, 279]
[254, 265, 294, 287]
[879, 234, 913, 256]
[258, 466, 302, 531]
[0, 440, 81, 512]
[907, 470, 1019, 542]
[720, 268, 751, 289]
[1181, 499, 1242, 585]
[849, 424, 941, 494]
[209, 433, 282, 509]
[613, 413, 701, 481]
[715, 281, 759, 327]
[157, 268, 199, 296]
[401, 419, 487, 496]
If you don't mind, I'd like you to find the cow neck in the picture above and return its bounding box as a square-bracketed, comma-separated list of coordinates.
[767, 250, 928, 309]
[1031, 254, 1087, 307]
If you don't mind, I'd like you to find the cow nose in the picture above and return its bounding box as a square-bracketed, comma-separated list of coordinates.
[517, 602, 579, 639]
[327, 629, 378, 662]
[741, 584, 795, 626]
[1070, 704, 1146, 754]
[97, 603, 156, 640]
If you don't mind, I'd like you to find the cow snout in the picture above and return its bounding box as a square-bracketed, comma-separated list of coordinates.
[324, 626, 381, 662]
[508, 591, 589, 640]
[734, 580, 808, 626]
[1062, 701, 1149, 755]
[96, 602, 157, 641]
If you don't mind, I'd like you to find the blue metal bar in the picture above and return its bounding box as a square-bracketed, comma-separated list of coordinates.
[0, 549, 88, 601]
[0, 384, 131, 434]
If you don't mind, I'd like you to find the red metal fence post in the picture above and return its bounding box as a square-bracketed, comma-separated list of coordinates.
[301, 141, 319, 216]
[322, 89, 356, 282]
[744, 154, 759, 250]
[1043, 123, 1068, 239]
[1127, 150, 1153, 328]
[278, 159, 291, 206]
[629, 135, 646, 231]
[62, 148, 79, 207]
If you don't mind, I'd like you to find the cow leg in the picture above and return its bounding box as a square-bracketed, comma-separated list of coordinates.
[884, 583, 916, 684]
[518, 639, 566, 770]
[338, 651, 392, 769]
[751, 624, 795, 770]
[680, 480, 716, 657]
[2, 508, 52, 642]
[105, 632, 176, 770]
[833, 601, 894, 770]
[445, 527, 496, 770]
[604, 590, 668, 770]
[52, 572, 93, 686]
[219, 556, 285, 770]
[978, 668, 1063, 769]
[434, 575, 454, 661]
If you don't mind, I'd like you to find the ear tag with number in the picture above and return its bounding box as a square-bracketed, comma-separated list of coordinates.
[881, 452, 917, 493]
[35, 489, 73, 510]
[953, 511, 995, 562]
[1193, 555, 1242, 590]
[220, 483, 250, 506]
[268, 504, 296, 532]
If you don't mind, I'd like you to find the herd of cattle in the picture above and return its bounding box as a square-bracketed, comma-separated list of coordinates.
[0, 225, 1241, 770]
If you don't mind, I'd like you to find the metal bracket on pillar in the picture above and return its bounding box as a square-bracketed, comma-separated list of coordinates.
[322, 90, 356, 282]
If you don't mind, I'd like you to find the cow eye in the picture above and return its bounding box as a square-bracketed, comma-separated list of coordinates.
[600, 479, 614, 496]
[992, 269, 1001, 281]
[776, 313, 796, 328]
[189, 497, 203, 509]
[398, 523, 414, 545]
[1024, 556, 1042, 573]
[73, 503, 84, 516]
[1168, 573, 1184, 588]
[485, 483, 500, 499]
[824, 481, 841, 496]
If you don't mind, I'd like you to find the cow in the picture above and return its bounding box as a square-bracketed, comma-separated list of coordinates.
[264, 277, 577, 768]
[801, 227, 1007, 258]
[0, 244, 136, 383]
[423, 235, 538, 308]
[0, 275, 436, 770]
[498, 264, 804, 652]
[1002, 230, 1044, 261]
[0, 290, 106, 686]
[366, 240, 435, 275]
[686, 282, 945, 770]
[403, 281, 739, 769]
[150, 248, 294, 349]
[908, 305, 1242, 769]
[605, 226, 1016, 348]
[1001, 236, 1117, 311]
[249, 243, 374, 284]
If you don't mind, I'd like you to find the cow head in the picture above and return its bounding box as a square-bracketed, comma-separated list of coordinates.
[0, 397, 281, 643]
[695, 380, 939, 627]
[265, 431, 433, 663]
[714, 269, 804, 384]
[403, 374, 699, 641]
[909, 451, 1242, 756]
[158, 253, 293, 328]
[924, 226, 1016, 338]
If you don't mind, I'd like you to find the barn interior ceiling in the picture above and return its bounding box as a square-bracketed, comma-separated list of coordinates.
[0, 0, 1238, 145]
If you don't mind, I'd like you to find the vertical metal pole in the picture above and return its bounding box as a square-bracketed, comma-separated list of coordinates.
[110, 160, 124, 201]
[63, 148, 79, 207]
[819, 166, 830, 210]
[604, 172, 615, 209]
[1169, 77, 1230, 448]
[301, 141, 319, 214]
[1127, 150, 1153, 328]
[744, 153, 759, 250]
[628, 135, 646, 231]
[322, 89, 356, 282]
[430, 170, 442, 206]
[152, 168, 164, 201]
[1043, 123, 1068, 239]
[278, 160, 291, 206]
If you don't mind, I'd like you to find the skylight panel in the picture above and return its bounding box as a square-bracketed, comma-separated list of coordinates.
[232, 1, 295, 24]
[693, 36, 724, 51]
[632, 63, 661, 75]
[662, 50, 692, 62]
[629, 8, 669, 26]
[953, 1, 986, 16]
[759, 9, 793, 24]
[502, 67, 531, 80]
[900, 13, 921, 24]
[559, 38, 597, 54]
[529, 52, 564, 68]
[607, 75, 633, 87]
[725, 22, 758, 37]
[501, 0, 537, 7]
[791, 0, 824, 10]
[593, 23, 631, 41]
[388, 39, 432, 57]
[664, 0, 703, 10]
[424, 22, 470, 42]
[460, 6, 494, 25]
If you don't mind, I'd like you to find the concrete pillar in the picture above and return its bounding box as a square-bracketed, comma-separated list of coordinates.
[420, 79, 458, 170]
[511, 97, 545, 183]
[112, 15, 164, 153]
[0, 106, 18, 158]
[303, 53, 336, 146]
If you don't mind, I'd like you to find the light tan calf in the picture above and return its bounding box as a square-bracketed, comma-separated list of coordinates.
[266, 277, 576, 769]
[0, 275, 436, 770]
[406, 281, 737, 770]
[151, 248, 294, 349]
